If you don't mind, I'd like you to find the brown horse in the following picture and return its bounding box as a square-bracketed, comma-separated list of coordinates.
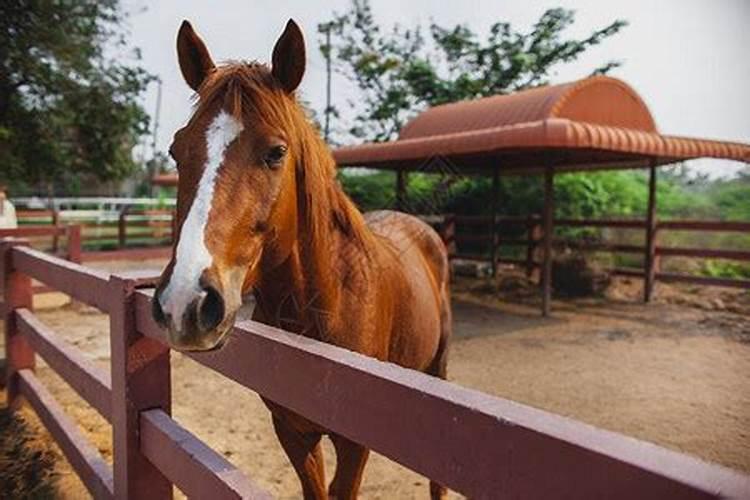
[153, 19, 452, 500]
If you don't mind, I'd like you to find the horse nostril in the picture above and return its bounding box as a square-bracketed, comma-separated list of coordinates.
[197, 286, 225, 332]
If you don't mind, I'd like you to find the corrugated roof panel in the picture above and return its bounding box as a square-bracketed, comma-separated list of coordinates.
[398, 76, 657, 141]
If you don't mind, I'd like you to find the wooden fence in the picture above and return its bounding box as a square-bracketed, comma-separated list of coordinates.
[0, 224, 171, 266]
[17, 208, 175, 251]
[434, 215, 750, 295]
[0, 220, 81, 262]
[2, 238, 749, 498]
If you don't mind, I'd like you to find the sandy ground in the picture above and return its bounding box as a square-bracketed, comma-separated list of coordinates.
[1, 259, 749, 498]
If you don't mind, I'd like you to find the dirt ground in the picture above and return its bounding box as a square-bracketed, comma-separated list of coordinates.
[1, 259, 749, 499]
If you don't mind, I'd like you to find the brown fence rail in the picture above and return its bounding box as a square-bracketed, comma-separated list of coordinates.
[2, 223, 172, 268]
[0, 225, 82, 295]
[2, 238, 750, 498]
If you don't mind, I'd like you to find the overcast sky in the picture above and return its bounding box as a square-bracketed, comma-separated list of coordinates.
[123, 0, 749, 178]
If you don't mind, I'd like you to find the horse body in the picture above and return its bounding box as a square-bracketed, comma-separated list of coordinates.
[254, 209, 449, 369]
[154, 19, 451, 499]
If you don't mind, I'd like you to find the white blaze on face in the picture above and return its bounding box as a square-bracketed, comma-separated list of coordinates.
[160, 111, 244, 331]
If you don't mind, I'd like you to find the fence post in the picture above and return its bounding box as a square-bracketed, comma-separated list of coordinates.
[441, 214, 456, 259]
[67, 224, 82, 264]
[109, 274, 172, 499]
[170, 210, 177, 246]
[51, 209, 60, 253]
[1, 238, 34, 404]
[118, 207, 129, 249]
[395, 170, 407, 212]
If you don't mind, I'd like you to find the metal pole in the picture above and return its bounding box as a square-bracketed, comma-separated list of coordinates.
[542, 166, 554, 317]
[491, 167, 499, 278]
[644, 160, 658, 302]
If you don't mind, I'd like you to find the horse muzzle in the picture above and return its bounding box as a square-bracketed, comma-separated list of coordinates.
[153, 283, 235, 351]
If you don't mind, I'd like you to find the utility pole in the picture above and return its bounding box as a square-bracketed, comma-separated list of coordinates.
[148, 78, 163, 197]
[151, 78, 162, 159]
[321, 23, 333, 143]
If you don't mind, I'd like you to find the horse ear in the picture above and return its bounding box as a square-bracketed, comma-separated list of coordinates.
[177, 20, 215, 91]
[271, 19, 306, 93]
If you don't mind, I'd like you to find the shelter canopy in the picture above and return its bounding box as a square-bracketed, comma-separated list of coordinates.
[332, 76, 750, 175]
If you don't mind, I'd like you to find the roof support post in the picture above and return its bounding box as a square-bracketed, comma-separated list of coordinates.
[395, 169, 407, 212]
[490, 166, 499, 278]
[644, 159, 658, 302]
[542, 165, 555, 317]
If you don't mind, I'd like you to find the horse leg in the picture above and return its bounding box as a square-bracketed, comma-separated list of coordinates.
[426, 284, 452, 500]
[272, 415, 327, 500]
[328, 434, 370, 500]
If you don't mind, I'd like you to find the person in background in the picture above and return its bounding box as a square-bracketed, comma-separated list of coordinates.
[0, 183, 18, 229]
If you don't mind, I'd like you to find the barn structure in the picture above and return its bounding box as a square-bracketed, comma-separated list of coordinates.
[154, 76, 750, 316]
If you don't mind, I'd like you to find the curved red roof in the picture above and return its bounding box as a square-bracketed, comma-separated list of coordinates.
[333, 76, 749, 173]
[400, 76, 657, 140]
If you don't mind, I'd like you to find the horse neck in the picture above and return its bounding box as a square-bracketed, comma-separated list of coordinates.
[260, 122, 373, 333]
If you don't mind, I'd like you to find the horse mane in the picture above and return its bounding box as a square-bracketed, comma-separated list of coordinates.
[193, 62, 375, 279]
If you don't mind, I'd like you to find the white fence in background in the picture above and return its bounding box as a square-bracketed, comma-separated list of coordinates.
[12, 197, 176, 212]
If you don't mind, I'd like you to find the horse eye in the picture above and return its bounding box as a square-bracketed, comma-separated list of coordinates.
[263, 145, 287, 168]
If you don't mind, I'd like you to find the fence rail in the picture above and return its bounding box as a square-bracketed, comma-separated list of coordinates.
[16, 208, 175, 251]
[17, 369, 115, 498]
[431, 214, 750, 293]
[17, 308, 111, 419]
[2, 239, 750, 498]
[139, 409, 269, 499]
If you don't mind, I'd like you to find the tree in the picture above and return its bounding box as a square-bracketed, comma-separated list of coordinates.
[0, 0, 154, 193]
[319, 1, 627, 143]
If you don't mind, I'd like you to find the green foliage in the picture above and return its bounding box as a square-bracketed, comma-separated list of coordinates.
[702, 260, 750, 280]
[338, 169, 396, 209]
[439, 171, 651, 219]
[0, 0, 154, 192]
[319, 0, 626, 143]
[706, 176, 750, 221]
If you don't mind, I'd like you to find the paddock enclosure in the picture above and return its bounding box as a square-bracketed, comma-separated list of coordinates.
[332, 76, 750, 316]
[2, 235, 750, 498]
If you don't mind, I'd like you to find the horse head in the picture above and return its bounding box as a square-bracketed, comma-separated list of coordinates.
[153, 19, 308, 350]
